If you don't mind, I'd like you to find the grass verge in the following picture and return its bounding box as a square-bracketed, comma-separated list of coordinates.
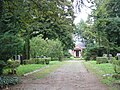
[16, 64, 45, 76]
[31, 61, 66, 79]
[82, 60, 119, 90]
[16, 61, 63, 76]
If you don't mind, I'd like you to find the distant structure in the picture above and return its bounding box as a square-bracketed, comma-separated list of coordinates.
[69, 42, 86, 58]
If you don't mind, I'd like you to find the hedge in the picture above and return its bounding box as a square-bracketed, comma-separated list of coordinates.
[96, 57, 108, 64]
[23, 58, 51, 65]
[112, 60, 120, 74]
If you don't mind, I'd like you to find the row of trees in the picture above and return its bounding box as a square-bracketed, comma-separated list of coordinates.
[0, 0, 75, 61]
[75, 0, 120, 59]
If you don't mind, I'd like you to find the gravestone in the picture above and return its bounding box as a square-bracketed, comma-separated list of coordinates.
[117, 53, 120, 60]
[13, 55, 23, 64]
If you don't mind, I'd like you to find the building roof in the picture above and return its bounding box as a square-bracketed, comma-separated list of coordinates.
[76, 42, 86, 49]
[74, 45, 81, 50]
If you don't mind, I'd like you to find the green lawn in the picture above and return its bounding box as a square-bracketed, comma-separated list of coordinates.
[16, 61, 64, 76]
[16, 64, 45, 76]
[82, 61, 119, 90]
[31, 61, 66, 79]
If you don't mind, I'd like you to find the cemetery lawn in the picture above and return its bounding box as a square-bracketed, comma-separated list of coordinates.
[29, 61, 65, 79]
[82, 61, 119, 90]
[16, 61, 62, 76]
[16, 64, 45, 76]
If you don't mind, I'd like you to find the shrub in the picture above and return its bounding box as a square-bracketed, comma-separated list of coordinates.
[84, 52, 91, 61]
[45, 58, 50, 64]
[83, 46, 106, 61]
[110, 57, 116, 60]
[23, 59, 36, 64]
[23, 58, 51, 65]
[112, 74, 120, 79]
[112, 60, 120, 74]
[0, 60, 6, 75]
[109, 57, 116, 63]
[51, 58, 59, 61]
[63, 51, 71, 58]
[7, 60, 20, 74]
[33, 58, 45, 64]
[0, 76, 20, 89]
[96, 57, 108, 64]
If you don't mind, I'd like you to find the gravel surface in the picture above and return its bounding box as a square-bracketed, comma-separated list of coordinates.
[5, 61, 108, 90]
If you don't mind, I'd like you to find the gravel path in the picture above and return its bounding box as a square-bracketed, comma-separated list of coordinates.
[6, 61, 108, 90]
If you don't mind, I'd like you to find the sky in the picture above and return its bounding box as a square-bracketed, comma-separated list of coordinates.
[71, 0, 94, 44]
[73, 0, 93, 24]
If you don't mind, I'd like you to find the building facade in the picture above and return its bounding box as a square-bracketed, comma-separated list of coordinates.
[69, 42, 85, 58]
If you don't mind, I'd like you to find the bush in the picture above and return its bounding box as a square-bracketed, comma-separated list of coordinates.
[63, 51, 71, 58]
[34, 58, 44, 64]
[7, 60, 20, 74]
[112, 60, 120, 74]
[23, 59, 36, 64]
[84, 52, 91, 61]
[0, 60, 6, 75]
[23, 58, 51, 65]
[51, 58, 59, 61]
[45, 58, 50, 64]
[7, 60, 20, 68]
[109, 57, 116, 63]
[0, 76, 20, 89]
[83, 46, 106, 61]
[112, 74, 120, 79]
[96, 57, 108, 64]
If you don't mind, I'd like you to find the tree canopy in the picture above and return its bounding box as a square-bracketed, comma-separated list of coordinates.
[74, 0, 120, 60]
[0, 0, 75, 60]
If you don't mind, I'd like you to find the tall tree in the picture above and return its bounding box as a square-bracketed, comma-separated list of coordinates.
[0, 0, 75, 60]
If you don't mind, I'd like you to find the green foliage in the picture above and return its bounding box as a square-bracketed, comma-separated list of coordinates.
[83, 61, 116, 87]
[6, 60, 20, 74]
[0, 60, 6, 75]
[16, 61, 63, 76]
[76, 0, 120, 63]
[0, 76, 20, 89]
[83, 45, 106, 61]
[23, 58, 51, 65]
[112, 74, 120, 79]
[0, 0, 74, 61]
[83, 50, 91, 61]
[0, 60, 6, 67]
[112, 60, 120, 74]
[91, 0, 120, 54]
[30, 36, 64, 61]
[30, 35, 49, 57]
[75, 20, 96, 45]
[0, 0, 24, 60]
[63, 51, 72, 58]
[0, 34, 24, 61]
[96, 57, 108, 64]
[7, 60, 20, 69]
[48, 39, 64, 61]
[23, 60, 35, 65]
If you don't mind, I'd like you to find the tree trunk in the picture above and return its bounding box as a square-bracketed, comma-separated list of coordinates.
[23, 34, 30, 60]
[25, 37, 30, 60]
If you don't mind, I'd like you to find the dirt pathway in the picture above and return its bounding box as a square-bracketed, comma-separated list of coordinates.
[6, 61, 108, 90]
